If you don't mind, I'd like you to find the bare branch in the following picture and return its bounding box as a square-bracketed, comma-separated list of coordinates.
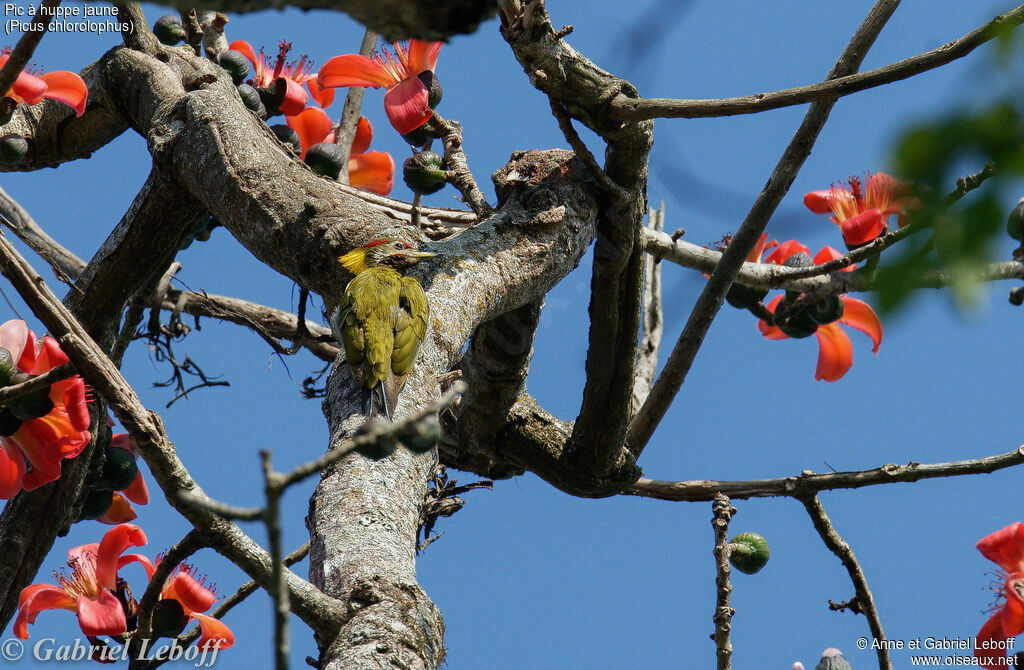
[335, 29, 378, 184]
[0, 361, 73, 404]
[426, 113, 493, 218]
[631, 204, 664, 415]
[626, 445, 1024, 502]
[625, 0, 903, 457]
[799, 495, 890, 670]
[607, 4, 1024, 121]
[711, 494, 735, 670]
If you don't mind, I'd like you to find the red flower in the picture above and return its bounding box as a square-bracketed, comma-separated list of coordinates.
[758, 243, 882, 382]
[803, 172, 915, 246]
[230, 40, 334, 116]
[975, 522, 1024, 669]
[0, 51, 88, 116]
[137, 558, 234, 649]
[286, 108, 394, 195]
[14, 524, 148, 639]
[97, 433, 149, 524]
[0, 320, 91, 498]
[318, 40, 442, 135]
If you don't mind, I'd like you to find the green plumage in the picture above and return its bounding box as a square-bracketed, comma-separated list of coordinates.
[335, 240, 433, 420]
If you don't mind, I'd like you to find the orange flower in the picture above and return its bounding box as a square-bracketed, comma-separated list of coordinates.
[318, 40, 442, 135]
[804, 172, 915, 247]
[757, 243, 882, 382]
[15, 524, 148, 639]
[230, 40, 334, 116]
[975, 522, 1024, 669]
[0, 51, 88, 116]
[286, 108, 394, 195]
[97, 432, 149, 524]
[138, 558, 234, 649]
[0, 320, 91, 498]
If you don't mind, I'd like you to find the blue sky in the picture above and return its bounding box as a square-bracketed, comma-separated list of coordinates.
[3, 0, 1024, 668]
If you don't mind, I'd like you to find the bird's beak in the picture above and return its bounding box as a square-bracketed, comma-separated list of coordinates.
[408, 251, 437, 259]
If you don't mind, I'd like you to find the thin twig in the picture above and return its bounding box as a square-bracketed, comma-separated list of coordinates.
[799, 494, 890, 670]
[549, 98, 624, 197]
[425, 113, 492, 218]
[335, 28, 378, 184]
[711, 494, 735, 670]
[0, 361, 73, 404]
[626, 445, 1024, 502]
[0, 0, 61, 106]
[625, 0, 903, 457]
[607, 5, 1024, 121]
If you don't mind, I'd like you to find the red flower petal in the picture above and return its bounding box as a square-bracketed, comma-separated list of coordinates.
[170, 571, 217, 614]
[1002, 573, 1024, 636]
[764, 240, 811, 266]
[286, 106, 332, 159]
[118, 552, 155, 579]
[838, 296, 882, 354]
[278, 77, 309, 117]
[349, 151, 395, 195]
[95, 523, 146, 591]
[813, 246, 857, 272]
[76, 589, 127, 637]
[803, 189, 835, 214]
[757, 295, 787, 340]
[383, 76, 432, 135]
[10, 70, 46, 105]
[192, 612, 235, 650]
[14, 584, 77, 639]
[351, 116, 373, 155]
[38, 71, 88, 116]
[32, 336, 69, 372]
[318, 54, 396, 89]
[0, 440, 25, 499]
[978, 522, 1024, 573]
[748, 233, 778, 263]
[840, 208, 885, 246]
[122, 469, 149, 505]
[306, 77, 335, 109]
[0, 319, 28, 366]
[97, 493, 136, 525]
[813, 323, 853, 382]
[407, 40, 442, 74]
[975, 611, 1008, 670]
[63, 378, 91, 432]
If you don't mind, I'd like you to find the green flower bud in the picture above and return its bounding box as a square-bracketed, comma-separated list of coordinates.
[271, 124, 302, 154]
[807, 294, 845, 325]
[0, 134, 28, 164]
[153, 15, 185, 46]
[236, 84, 263, 115]
[8, 387, 54, 421]
[728, 531, 770, 575]
[778, 306, 819, 339]
[417, 71, 442, 109]
[151, 599, 189, 638]
[725, 284, 768, 311]
[403, 151, 446, 195]
[782, 252, 814, 269]
[401, 124, 435, 148]
[815, 649, 853, 670]
[257, 79, 289, 118]
[1008, 197, 1024, 242]
[0, 348, 16, 386]
[101, 446, 138, 492]
[215, 49, 250, 86]
[304, 142, 345, 179]
[79, 489, 113, 520]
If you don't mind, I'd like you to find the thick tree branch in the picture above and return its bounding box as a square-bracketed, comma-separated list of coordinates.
[631, 204, 663, 415]
[606, 4, 1024, 121]
[625, 0, 903, 457]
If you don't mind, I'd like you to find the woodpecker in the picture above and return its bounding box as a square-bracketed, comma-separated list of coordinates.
[332, 238, 435, 420]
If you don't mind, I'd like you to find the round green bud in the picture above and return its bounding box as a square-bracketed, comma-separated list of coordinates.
[153, 15, 185, 46]
[403, 151, 447, 195]
[8, 387, 54, 421]
[728, 531, 770, 575]
[417, 70, 442, 109]
[101, 447, 138, 492]
[401, 124, 435, 148]
[79, 489, 113, 520]
[1008, 197, 1024, 242]
[725, 283, 768, 311]
[305, 142, 345, 179]
[782, 252, 813, 269]
[396, 415, 440, 454]
[151, 599, 189, 638]
[215, 49, 250, 86]
[0, 348, 16, 386]
[815, 648, 853, 670]
[807, 294, 845, 325]
[236, 84, 262, 114]
[271, 124, 302, 154]
[0, 134, 28, 164]
[778, 307, 819, 339]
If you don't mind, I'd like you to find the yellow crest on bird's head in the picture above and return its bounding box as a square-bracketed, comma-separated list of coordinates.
[338, 239, 435, 275]
[338, 247, 369, 275]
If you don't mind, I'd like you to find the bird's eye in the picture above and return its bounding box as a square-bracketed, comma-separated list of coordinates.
[393, 242, 405, 249]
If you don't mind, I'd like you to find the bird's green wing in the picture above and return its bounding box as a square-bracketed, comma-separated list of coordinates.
[336, 288, 367, 388]
[392, 276, 430, 377]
